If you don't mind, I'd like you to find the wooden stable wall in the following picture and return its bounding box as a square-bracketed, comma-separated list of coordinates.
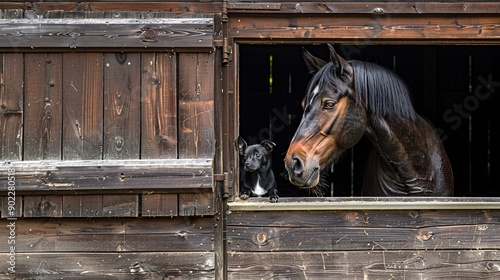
[227, 199, 500, 279]
[0, 2, 222, 279]
[1, 1, 500, 279]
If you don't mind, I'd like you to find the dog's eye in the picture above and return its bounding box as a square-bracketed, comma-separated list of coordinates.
[255, 153, 261, 159]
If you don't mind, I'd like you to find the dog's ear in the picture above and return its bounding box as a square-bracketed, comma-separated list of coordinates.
[235, 136, 247, 156]
[260, 140, 276, 153]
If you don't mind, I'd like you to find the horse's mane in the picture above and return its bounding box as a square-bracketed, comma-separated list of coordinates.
[307, 60, 416, 120]
[350, 60, 416, 120]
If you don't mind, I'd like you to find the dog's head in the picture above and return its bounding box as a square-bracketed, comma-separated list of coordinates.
[236, 136, 276, 172]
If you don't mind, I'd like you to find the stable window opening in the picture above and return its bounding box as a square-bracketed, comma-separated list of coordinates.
[238, 44, 499, 199]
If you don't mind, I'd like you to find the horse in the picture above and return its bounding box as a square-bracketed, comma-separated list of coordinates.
[284, 45, 453, 196]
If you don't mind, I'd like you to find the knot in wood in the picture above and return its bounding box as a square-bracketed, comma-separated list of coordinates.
[256, 232, 268, 245]
[418, 229, 434, 241]
[373, 7, 385, 14]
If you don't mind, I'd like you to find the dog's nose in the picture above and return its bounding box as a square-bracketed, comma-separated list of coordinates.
[290, 156, 304, 177]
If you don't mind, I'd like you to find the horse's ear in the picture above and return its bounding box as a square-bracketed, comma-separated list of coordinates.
[327, 44, 350, 75]
[302, 48, 327, 74]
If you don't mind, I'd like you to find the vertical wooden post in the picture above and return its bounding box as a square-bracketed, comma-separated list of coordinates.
[214, 10, 228, 280]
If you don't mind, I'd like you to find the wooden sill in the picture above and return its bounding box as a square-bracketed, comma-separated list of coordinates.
[228, 197, 500, 211]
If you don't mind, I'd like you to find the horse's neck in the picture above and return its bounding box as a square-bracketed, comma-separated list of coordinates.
[364, 115, 436, 195]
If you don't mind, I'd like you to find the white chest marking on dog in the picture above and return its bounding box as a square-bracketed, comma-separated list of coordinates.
[252, 176, 266, 196]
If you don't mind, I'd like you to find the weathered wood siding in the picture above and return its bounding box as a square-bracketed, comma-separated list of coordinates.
[1, 50, 214, 162]
[0, 217, 215, 279]
[227, 206, 500, 279]
[0, 3, 219, 279]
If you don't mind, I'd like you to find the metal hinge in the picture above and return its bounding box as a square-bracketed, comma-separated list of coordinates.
[213, 172, 230, 197]
[214, 38, 232, 66]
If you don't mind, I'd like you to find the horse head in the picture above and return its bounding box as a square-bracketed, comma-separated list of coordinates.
[285, 45, 367, 189]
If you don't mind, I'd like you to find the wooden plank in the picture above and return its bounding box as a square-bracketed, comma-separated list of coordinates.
[228, 250, 500, 279]
[24, 53, 63, 160]
[62, 195, 103, 217]
[228, 197, 500, 211]
[0, 159, 212, 194]
[0, 252, 214, 279]
[179, 192, 214, 216]
[228, 2, 500, 14]
[228, 222, 500, 252]
[0, 18, 213, 49]
[0, 217, 214, 252]
[102, 194, 138, 217]
[68, 2, 221, 14]
[0, 53, 23, 161]
[178, 52, 215, 159]
[141, 52, 178, 159]
[229, 14, 500, 43]
[103, 52, 140, 159]
[0, 195, 22, 218]
[23, 195, 62, 217]
[62, 53, 103, 160]
[142, 193, 178, 217]
[227, 209, 500, 254]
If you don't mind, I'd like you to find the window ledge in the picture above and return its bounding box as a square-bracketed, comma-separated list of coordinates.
[228, 197, 500, 211]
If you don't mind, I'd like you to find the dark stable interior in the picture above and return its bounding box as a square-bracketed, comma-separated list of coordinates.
[238, 44, 499, 197]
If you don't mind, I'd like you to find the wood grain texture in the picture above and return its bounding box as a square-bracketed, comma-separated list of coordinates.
[62, 195, 103, 217]
[0, 195, 22, 218]
[179, 192, 214, 216]
[178, 52, 215, 159]
[0, 159, 212, 194]
[141, 52, 178, 159]
[62, 53, 104, 160]
[142, 193, 178, 217]
[24, 53, 63, 160]
[0, 53, 23, 161]
[227, 209, 500, 278]
[23, 195, 63, 217]
[228, 250, 500, 279]
[103, 52, 141, 160]
[228, 2, 500, 14]
[0, 217, 214, 252]
[0, 252, 215, 279]
[0, 18, 214, 49]
[102, 194, 139, 217]
[229, 14, 500, 43]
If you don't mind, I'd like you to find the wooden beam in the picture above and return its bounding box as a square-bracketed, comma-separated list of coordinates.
[228, 250, 500, 279]
[229, 14, 500, 44]
[0, 252, 215, 279]
[0, 159, 212, 194]
[0, 18, 213, 49]
[228, 2, 500, 14]
[228, 197, 500, 211]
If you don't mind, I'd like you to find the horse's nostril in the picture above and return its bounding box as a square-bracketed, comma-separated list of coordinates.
[291, 156, 304, 177]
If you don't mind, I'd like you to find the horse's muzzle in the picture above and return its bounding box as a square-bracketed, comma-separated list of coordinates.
[286, 156, 320, 188]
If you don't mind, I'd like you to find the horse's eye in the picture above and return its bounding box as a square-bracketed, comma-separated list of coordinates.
[324, 100, 337, 109]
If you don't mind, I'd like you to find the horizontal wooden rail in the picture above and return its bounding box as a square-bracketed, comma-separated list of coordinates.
[229, 197, 500, 211]
[0, 18, 213, 49]
[228, 2, 500, 14]
[1, 159, 213, 194]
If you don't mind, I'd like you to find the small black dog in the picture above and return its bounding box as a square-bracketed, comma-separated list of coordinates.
[236, 136, 279, 203]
